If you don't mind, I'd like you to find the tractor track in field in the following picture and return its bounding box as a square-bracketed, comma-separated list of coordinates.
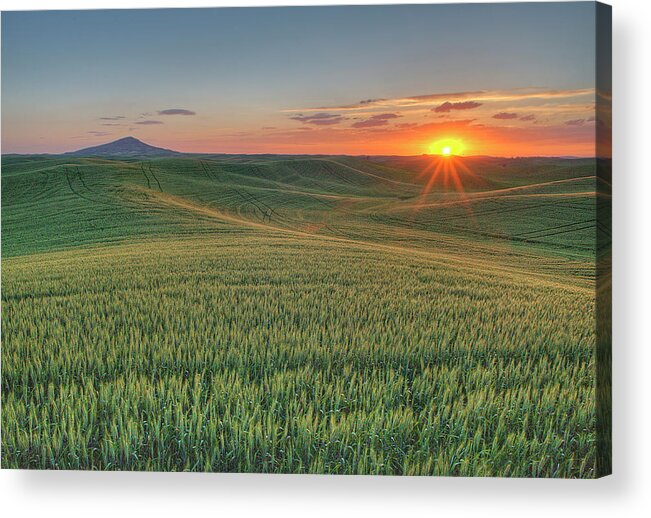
[319, 161, 360, 187]
[65, 169, 115, 208]
[518, 223, 597, 242]
[230, 188, 283, 224]
[242, 189, 279, 220]
[146, 163, 163, 192]
[64, 167, 146, 211]
[303, 192, 336, 209]
[431, 199, 563, 223]
[387, 176, 597, 213]
[320, 159, 417, 188]
[231, 188, 266, 222]
[75, 168, 116, 204]
[471, 175, 598, 197]
[6, 166, 83, 206]
[393, 192, 595, 216]
[141, 178, 350, 239]
[140, 164, 152, 190]
[8, 169, 54, 205]
[513, 219, 597, 239]
[198, 162, 379, 221]
[139, 187, 594, 295]
[367, 200, 596, 251]
[236, 184, 355, 237]
[384, 192, 595, 228]
[437, 225, 595, 252]
[30, 170, 53, 202]
[198, 160, 224, 184]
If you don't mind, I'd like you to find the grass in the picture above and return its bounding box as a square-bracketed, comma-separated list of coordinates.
[1, 154, 605, 476]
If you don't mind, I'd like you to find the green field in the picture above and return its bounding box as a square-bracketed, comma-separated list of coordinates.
[1, 154, 607, 476]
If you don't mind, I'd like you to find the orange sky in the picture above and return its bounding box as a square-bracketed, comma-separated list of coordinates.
[136, 87, 601, 157]
[2, 86, 604, 157]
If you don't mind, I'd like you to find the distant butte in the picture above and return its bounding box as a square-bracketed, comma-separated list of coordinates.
[66, 136, 181, 157]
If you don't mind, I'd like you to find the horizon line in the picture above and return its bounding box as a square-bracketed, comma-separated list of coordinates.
[1, 151, 603, 160]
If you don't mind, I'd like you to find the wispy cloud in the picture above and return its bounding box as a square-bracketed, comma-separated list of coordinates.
[351, 113, 400, 128]
[99, 116, 125, 121]
[286, 87, 595, 113]
[433, 101, 482, 113]
[493, 112, 518, 120]
[290, 112, 344, 126]
[158, 108, 196, 116]
[565, 119, 585, 126]
[520, 114, 536, 121]
[88, 131, 111, 136]
[135, 120, 164, 125]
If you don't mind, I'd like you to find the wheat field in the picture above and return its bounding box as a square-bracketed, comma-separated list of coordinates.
[1, 154, 606, 476]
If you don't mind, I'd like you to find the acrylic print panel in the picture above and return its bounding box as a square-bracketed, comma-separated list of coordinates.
[1, 2, 611, 477]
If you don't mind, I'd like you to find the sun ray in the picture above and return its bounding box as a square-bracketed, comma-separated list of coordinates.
[413, 142, 479, 223]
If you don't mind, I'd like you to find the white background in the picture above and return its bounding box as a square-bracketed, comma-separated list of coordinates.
[1, 0, 649, 516]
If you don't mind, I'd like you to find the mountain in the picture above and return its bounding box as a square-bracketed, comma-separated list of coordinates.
[66, 136, 181, 157]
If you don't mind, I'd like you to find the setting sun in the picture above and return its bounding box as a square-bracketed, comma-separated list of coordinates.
[428, 138, 465, 156]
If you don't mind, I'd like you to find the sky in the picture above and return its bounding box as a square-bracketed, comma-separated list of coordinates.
[2, 3, 604, 156]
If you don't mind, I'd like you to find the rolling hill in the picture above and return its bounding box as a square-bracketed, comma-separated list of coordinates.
[1, 153, 608, 476]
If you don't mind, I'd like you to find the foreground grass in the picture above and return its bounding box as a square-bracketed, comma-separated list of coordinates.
[2, 233, 596, 476]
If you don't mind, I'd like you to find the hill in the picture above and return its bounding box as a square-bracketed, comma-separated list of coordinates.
[1, 154, 602, 260]
[1, 154, 607, 476]
[65, 136, 180, 157]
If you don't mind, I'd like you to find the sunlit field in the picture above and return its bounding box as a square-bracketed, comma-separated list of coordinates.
[2, 154, 607, 476]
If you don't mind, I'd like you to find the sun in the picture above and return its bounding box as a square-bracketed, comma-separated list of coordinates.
[428, 138, 465, 156]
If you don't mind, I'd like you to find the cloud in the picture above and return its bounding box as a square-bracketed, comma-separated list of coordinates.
[433, 101, 482, 113]
[99, 116, 125, 121]
[351, 113, 400, 128]
[290, 112, 344, 125]
[286, 88, 595, 113]
[396, 122, 418, 129]
[87, 131, 111, 136]
[101, 123, 123, 127]
[493, 112, 518, 120]
[158, 108, 196, 116]
[565, 119, 585, 126]
[520, 114, 536, 121]
[222, 131, 254, 138]
[135, 120, 164, 125]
